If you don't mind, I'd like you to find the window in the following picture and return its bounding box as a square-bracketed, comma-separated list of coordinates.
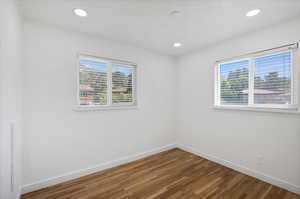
[219, 60, 249, 105]
[253, 52, 291, 105]
[112, 64, 135, 104]
[77, 55, 137, 109]
[215, 44, 298, 111]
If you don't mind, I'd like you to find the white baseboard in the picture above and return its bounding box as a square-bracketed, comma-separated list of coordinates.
[16, 187, 21, 199]
[21, 143, 176, 194]
[177, 144, 300, 195]
[21, 143, 300, 196]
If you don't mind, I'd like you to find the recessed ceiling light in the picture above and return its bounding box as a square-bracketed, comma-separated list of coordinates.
[74, 9, 88, 17]
[173, 42, 182, 48]
[246, 9, 260, 17]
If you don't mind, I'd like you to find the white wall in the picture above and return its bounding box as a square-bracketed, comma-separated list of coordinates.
[21, 11, 300, 196]
[22, 21, 176, 191]
[0, 0, 23, 199]
[176, 17, 300, 194]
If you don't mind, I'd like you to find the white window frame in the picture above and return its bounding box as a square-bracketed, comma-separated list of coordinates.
[75, 54, 138, 111]
[214, 44, 299, 113]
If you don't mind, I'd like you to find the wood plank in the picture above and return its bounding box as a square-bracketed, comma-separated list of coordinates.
[21, 148, 300, 199]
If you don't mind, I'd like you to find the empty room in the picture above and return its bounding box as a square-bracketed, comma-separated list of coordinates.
[1, 0, 300, 198]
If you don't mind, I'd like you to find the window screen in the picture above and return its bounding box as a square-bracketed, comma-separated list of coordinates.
[112, 64, 135, 104]
[254, 52, 291, 105]
[220, 60, 249, 105]
[79, 59, 108, 105]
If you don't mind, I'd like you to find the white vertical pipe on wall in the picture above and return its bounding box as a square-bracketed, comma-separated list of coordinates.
[10, 121, 16, 194]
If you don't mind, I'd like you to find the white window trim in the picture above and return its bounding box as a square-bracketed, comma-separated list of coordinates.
[74, 54, 138, 111]
[214, 44, 299, 114]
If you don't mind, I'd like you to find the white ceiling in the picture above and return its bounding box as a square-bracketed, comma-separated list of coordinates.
[21, 0, 300, 56]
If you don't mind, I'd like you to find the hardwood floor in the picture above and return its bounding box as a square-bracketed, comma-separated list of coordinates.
[22, 148, 300, 199]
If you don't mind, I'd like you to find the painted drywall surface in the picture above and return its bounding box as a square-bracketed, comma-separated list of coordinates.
[176, 17, 300, 189]
[0, 0, 23, 198]
[22, 21, 176, 186]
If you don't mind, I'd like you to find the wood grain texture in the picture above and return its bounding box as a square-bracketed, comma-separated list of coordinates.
[22, 148, 300, 199]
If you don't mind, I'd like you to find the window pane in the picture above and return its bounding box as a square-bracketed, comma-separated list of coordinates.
[112, 64, 135, 104]
[79, 59, 108, 105]
[254, 52, 291, 104]
[220, 60, 249, 105]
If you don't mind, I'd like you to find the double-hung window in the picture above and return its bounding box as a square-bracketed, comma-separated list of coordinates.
[215, 43, 298, 112]
[77, 55, 137, 110]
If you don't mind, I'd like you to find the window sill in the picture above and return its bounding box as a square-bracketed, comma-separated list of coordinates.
[73, 105, 138, 112]
[213, 105, 299, 114]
